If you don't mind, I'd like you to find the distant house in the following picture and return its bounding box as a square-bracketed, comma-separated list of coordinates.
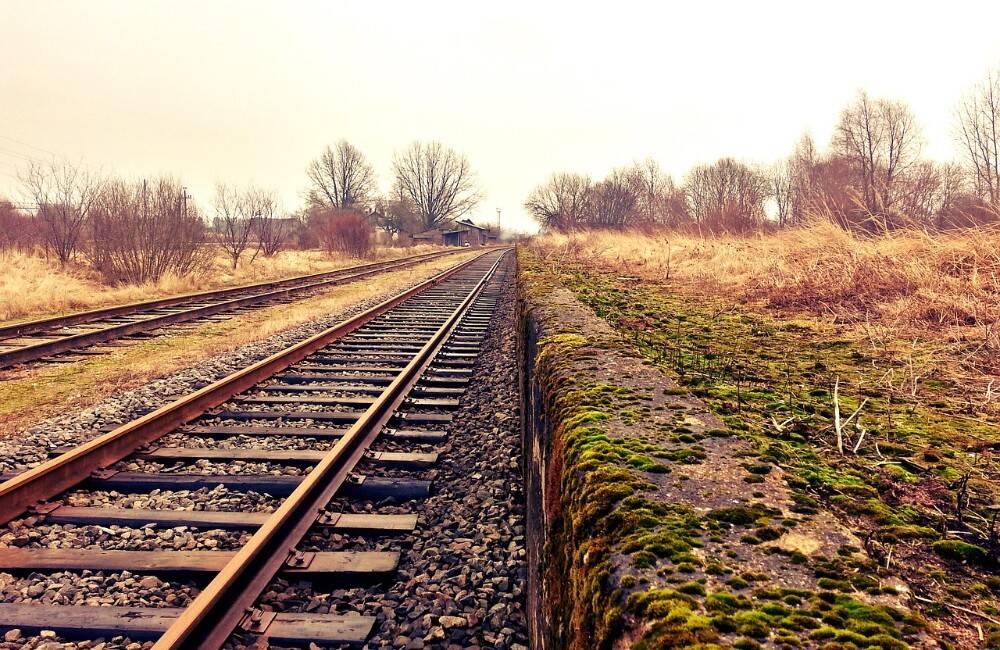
[412, 218, 498, 247]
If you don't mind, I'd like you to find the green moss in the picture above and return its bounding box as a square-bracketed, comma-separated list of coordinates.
[932, 540, 991, 567]
[707, 503, 779, 526]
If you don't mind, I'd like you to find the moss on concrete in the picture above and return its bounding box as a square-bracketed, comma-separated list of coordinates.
[518, 249, 935, 649]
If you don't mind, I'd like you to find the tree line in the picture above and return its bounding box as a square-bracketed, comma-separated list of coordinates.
[301, 140, 480, 254]
[0, 139, 482, 282]
[525, 68, 1000, 234]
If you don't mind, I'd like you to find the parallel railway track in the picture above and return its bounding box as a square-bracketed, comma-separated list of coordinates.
[0, 248, 466, 369]
[0, 247, 512, 648]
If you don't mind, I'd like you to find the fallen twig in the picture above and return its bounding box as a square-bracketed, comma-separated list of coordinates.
[833, 377, 868, 455]
[912, 595, 1000, 626]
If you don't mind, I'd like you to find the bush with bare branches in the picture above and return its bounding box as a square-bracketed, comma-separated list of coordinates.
[89, 177, 209, 284]
[309, 208, 373, 258]
[0, 199, 42, 251]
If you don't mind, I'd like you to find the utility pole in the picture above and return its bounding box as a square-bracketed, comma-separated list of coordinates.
[496, 208, 501, 240]
[181, 186, 190, 218]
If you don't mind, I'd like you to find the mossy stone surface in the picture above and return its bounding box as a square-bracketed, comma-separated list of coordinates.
[518, 249, 928, 649]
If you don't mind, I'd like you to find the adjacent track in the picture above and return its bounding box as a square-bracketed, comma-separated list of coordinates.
[0, 247, 512, 647]
[0, 248, 465, 369]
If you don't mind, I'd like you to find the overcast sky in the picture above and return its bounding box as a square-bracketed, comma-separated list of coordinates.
[3, 1, 1000, 233]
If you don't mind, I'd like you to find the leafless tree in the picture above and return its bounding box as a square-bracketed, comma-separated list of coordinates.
[590, 168, 638, 228]
[787, 134, 821, 223]
[956, 69, 1000, 206]
[523, 172, 593, 231]
[245, 188, 284, 256]
[213, 183, 257, 269]
[622, 159, 686, 226]
[684, 158, 769, 232]
[19, 160, 102, 264]
[305, 140, 377, 211]
[392, 141, 481, 230]
[90, 177, 209, 283]
[894, 162, 972, 229]
[833, 91, 922, 218]
[770, 161, 795, 227]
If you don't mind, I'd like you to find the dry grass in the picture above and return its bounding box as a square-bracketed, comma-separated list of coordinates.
[532, 223, 1000, 413]
[0, 244, 447, 323]
[0, 250, 480, 437]
[533, 222, 1000, 330]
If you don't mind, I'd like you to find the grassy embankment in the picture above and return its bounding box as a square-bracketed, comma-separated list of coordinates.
[529, 224, 1000, 648]
[0, 250, 479, 437]
[0, 244, 446, 323]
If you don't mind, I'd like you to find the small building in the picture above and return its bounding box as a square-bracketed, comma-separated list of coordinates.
[412, 218, 498, 247]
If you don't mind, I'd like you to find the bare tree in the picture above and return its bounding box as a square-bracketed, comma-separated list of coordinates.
[523, 172, 593, 231]
[305, 140, 377, 211]
[833, 91, 922, 218]
[684, 158, 769, 232]
[770, 161, 795, 227]
[213, 183, 257, 269]
[19, 160, 101, 264]
[623, 159, 685, 226]
[787, 133, 821, 223]
[245, 188, 284, 256]
[392, 141, 481, 230]
[590, 168, 638, 228]
[90, 177, 209, 283]
[956, 69, 1000, 206]
[892, 162, 973, 229]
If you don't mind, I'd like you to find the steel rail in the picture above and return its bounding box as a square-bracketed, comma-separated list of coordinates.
[154, 250, 507, 649]
[0, 249, 472, 369]
[0, 249, 498, 526]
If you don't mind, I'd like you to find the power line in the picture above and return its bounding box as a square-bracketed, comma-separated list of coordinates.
[0, 146, 43, 163]
[0, 134, 61, 158]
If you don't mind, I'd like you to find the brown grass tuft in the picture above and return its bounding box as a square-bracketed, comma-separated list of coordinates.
[532, 221, 1000, 330]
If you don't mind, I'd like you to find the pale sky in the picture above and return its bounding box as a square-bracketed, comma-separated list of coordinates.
[3, 1, 1000, 233]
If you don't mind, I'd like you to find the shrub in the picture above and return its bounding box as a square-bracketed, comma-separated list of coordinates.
[89, 177, 210, 283]
[310, 208, 374, 258]
[0, 199, 43, 251]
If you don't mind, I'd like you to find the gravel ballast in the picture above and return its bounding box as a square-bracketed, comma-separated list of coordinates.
[251, 263, 528, 649]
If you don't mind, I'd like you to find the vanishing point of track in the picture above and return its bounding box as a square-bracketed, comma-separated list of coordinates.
[0, 247, 512, 648]
[0, 249, 463, 369]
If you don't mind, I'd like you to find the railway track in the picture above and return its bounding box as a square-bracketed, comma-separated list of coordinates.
[0, 247, 512, 648]
[0, 249, 466, 370]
